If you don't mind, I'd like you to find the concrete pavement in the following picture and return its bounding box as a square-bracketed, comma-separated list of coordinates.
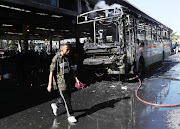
[0, 77, 137, 129]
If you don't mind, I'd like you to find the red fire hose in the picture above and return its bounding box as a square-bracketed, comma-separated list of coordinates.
[135, 75, 180, 107]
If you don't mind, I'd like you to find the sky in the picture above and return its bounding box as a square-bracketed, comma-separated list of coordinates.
[126, 0, 180, 35]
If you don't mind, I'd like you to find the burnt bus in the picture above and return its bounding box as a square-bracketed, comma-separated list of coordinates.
[77, 6, 172, 79]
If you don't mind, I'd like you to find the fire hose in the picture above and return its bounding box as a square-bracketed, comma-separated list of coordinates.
[135, 75, 180, 107]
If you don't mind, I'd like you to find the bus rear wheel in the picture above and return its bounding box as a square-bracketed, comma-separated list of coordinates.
[138, 58, 145, 76]
[162, 52, 165, 62]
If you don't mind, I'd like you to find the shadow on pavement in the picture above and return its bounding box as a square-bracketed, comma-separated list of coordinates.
[58, 97, 130, 121]
[0, 84, 59, 119]
[75, 97, 122, 120]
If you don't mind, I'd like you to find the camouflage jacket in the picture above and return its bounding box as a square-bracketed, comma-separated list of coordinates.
[50, 52, 67, 91]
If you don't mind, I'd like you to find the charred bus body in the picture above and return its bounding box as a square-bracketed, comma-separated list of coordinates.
[77, 6, 172, 78]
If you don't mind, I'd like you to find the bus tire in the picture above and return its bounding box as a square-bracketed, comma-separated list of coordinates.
[138, 58, 145, 76]
[160, 52, 165, 65]
[162, 52, 165, 62]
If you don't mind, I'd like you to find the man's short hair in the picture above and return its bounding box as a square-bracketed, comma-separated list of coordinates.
[60, 44, 69, 50]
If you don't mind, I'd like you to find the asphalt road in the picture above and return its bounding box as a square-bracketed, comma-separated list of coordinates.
[1, 53, 180, 129]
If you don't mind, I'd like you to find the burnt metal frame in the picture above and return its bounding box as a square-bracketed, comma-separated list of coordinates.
[76, 4, 172, 75]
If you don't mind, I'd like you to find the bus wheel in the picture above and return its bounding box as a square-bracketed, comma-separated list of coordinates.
[162, 52, 165, 62]
[138, 58, 145, 76]
[160, 52, 165, 65]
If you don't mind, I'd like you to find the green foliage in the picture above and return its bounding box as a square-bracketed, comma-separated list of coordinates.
[171, 32, 180, 44]
[0, 40, 18, 50]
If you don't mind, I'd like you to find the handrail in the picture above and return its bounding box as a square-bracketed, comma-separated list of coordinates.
[77, 7, 123, 24]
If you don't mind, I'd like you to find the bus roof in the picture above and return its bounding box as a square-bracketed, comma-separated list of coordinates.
[103, 0, 173, 33]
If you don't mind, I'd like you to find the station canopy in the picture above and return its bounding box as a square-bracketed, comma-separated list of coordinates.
[0, 0, 79, 40]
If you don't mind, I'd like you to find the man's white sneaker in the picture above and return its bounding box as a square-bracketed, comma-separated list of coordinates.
[51, 103, 58, 116]
[67, 116, 77, 123]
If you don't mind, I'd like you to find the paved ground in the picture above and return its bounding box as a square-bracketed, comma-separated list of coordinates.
[1, 53, 180, 129]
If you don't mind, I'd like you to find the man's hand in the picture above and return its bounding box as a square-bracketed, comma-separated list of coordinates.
[47, 72, 53, 92]
[47, 84, 52, 92]
[75, 77, 85, 89]
[75, 77, 80, 86]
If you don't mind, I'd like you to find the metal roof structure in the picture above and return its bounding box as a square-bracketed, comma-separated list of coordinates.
[0, 0, 79, 40]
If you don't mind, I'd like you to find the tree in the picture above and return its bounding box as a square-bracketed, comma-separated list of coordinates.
[171, 32, 180, 44]
[0, 40, 19, 50]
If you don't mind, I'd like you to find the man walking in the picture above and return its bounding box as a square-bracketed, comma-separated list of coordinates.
[47, 44, 80, 123]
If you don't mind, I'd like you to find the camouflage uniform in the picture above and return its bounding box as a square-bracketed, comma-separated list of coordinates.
[50, 52, 67, 91]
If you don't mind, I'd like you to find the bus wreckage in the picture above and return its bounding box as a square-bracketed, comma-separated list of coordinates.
[77, 6, 172, 78]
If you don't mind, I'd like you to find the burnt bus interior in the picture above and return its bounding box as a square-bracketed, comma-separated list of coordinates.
[77, 6, 172, 79]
